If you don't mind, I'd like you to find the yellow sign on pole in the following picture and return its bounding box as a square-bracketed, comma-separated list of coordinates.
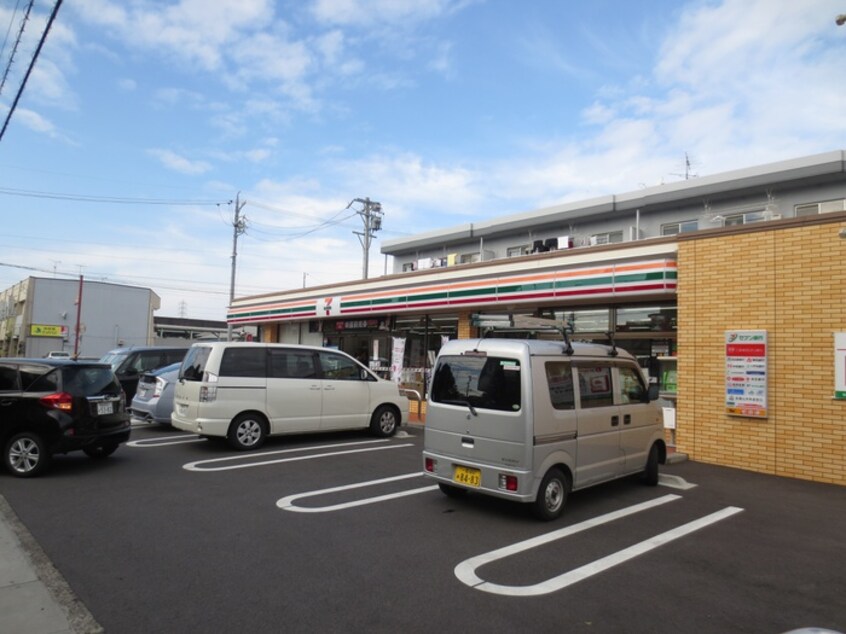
[29, 324, 68, 338]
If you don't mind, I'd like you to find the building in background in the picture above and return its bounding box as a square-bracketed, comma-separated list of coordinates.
[227, 150, 846, 486]
[0, 277, 160, 358]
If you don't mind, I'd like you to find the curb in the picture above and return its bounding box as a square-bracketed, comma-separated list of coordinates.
[0, 495, 103, 634]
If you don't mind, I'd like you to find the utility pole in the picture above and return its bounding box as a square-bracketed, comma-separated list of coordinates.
[73, 275, 83, 358]
[227, 193, 247, 341]
[347, 197, 383, 279]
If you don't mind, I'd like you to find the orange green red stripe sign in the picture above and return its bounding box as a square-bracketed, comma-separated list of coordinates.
[228, 258, 677, 324]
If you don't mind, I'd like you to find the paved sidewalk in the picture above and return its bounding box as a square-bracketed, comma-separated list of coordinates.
[0, 494, 101, 634]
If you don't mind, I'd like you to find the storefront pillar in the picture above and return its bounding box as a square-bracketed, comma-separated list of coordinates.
[457, 311, 478, 339]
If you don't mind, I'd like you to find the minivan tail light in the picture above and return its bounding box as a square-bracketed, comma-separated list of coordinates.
[200, 386, 217, 402]
[424, 457, 435, 473]
[40, 392, 73, 412]
[499, 474, 518, 491]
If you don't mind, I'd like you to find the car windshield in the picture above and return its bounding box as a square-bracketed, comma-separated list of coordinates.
[99, 352, 127, 371]
[152, 362, 181, 377]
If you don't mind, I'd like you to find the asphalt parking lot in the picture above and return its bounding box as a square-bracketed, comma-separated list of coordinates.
[1, 422, 844, 634]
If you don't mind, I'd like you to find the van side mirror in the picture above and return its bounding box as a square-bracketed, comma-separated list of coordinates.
[647, 384, 660, 402]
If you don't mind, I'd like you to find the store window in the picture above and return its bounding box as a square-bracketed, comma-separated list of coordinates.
[616, 306, 676, 332]
[542, 309, 610, 334]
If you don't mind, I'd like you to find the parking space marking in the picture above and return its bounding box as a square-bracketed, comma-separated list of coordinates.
[278, 472, 438, 513]
[127, 434, 207, 448]
[455, 495, 743, 596]
[183, 439, 413, 472]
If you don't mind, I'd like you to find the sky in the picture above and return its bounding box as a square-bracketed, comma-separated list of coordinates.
[1, 0, 845, 321]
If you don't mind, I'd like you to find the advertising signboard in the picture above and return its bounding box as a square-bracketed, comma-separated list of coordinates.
[835, 333, 846, 400]
[725, 330, 767, 418]
[29, 324, 68, 338]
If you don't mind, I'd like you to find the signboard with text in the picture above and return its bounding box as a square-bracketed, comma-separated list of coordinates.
[29, 324, 68, 338]
[725, 330, 768, 418]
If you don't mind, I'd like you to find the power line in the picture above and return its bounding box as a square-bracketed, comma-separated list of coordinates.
[0, 0, 31, 97]
[0, 185, 228, 206]
[0, 0, 62, 143]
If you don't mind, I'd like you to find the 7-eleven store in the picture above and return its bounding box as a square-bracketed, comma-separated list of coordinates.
[228, 210, 846, 486]
[227, 239, 680, 424]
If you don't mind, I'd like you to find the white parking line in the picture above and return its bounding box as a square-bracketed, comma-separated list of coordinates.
[127, 434, 207, 448]
[278, 472, 439, 513]
[183, 439, 413, 472]
[455, 495, 743, 596]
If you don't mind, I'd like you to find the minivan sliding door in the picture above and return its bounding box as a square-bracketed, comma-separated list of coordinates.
[573, 362, 624, 488]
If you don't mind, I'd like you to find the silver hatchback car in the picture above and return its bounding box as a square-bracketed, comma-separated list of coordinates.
[130, 362, 181, 425]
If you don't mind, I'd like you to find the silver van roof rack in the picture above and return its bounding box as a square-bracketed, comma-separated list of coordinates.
[605, 331, 618, 356]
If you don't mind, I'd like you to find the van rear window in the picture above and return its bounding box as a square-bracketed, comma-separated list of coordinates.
[431, 355, 521, 412]
[180, 347, 212, 382]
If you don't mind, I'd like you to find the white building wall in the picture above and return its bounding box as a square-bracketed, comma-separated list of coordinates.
[26, 278, 159, 358]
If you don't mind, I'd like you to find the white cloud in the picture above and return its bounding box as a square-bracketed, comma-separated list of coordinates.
[72, 0, 276, 70]
[148, 149, 213, 175]
[491, 0, 846, 208]
[118, 78, 137, 92]
[310, 0, 467, 27]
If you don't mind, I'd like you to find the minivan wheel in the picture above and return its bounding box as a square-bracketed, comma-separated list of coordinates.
[532, 468, 570, 521]
[643, 444, 660, 486]
[83, 442, 119, 459]
[4, 431, 50, 478]
[369, 406, 398, 438]
[227, 414, 268, 451]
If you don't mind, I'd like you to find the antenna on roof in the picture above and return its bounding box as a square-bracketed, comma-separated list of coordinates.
[669, 152, 698, 181]
[605, 331, 618, 356]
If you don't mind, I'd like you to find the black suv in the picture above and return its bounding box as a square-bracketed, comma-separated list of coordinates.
[99, 346, 187, 402]
[0, 359, 131, 477]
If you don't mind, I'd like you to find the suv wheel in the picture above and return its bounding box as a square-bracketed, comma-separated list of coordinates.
[369, 405, 398, 438]
[227, 413, 268, 451]
[4, 431, 51, 478]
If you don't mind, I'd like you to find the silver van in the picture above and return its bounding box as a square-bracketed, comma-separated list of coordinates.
[422, 338, 666, 520]
[172, 342, 409, 450]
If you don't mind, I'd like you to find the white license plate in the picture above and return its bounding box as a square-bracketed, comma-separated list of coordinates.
[97, 401, 114, 416]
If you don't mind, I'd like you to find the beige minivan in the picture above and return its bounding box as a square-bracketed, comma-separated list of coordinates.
[172, 342, 409, 450]
[422, 338, 666, 520]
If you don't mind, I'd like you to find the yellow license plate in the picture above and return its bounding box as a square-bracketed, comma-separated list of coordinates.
[453, 465, 481, 487]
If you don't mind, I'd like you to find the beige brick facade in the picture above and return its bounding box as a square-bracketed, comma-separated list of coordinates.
[677, 214, 846, 485]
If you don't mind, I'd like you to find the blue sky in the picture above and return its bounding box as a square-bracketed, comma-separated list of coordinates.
[1, 0, 845, 320]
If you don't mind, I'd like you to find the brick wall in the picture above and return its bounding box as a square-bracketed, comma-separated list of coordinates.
[677, 217, 846, 485]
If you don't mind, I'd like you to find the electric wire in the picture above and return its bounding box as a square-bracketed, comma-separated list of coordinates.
[0, 0, 31, 97]
[0, 185, 228, 206]
[0, 0, 63, 143]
